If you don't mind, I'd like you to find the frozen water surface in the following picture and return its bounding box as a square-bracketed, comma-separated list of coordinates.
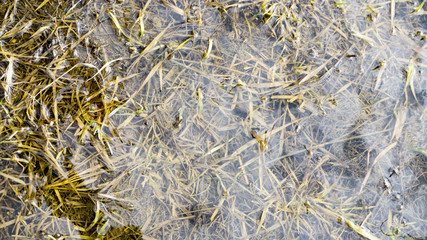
[0, 0, 425, 239]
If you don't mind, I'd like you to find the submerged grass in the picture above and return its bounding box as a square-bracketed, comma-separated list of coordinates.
[0, 0, 426, 239]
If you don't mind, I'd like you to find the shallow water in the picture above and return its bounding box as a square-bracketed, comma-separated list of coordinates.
[0, 0, 426, 239]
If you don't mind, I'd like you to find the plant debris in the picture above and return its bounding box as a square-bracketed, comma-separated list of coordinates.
[0, 0, 426, 239]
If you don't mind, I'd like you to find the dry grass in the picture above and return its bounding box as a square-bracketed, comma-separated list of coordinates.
[0, 0, 426, 239]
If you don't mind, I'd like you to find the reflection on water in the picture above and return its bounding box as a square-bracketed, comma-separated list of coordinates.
[0, 0, 426, 239]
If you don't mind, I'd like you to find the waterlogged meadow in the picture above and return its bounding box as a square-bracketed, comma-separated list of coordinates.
[0, 0, 426, 239]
